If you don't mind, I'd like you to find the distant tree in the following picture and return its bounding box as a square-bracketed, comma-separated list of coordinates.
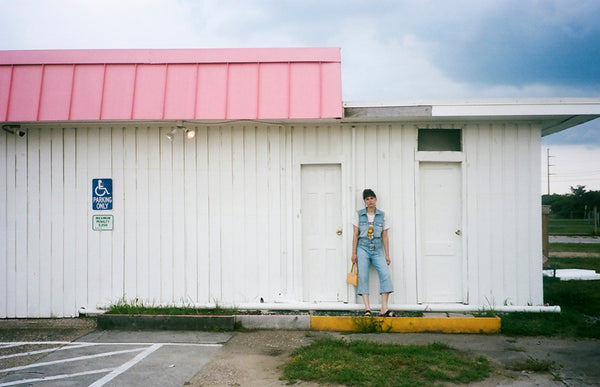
[570, 185, 587, 196]
[542, 193, 564, 207]
[542, 186, 600, 219]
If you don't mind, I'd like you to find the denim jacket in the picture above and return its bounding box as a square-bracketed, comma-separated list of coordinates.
[357, 207, 385, 241]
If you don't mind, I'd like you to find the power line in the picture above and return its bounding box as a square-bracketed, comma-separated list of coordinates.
[547, 148, 555, 195]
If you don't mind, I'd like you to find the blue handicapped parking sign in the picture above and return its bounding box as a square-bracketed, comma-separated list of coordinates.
[92, 178, 113, 210]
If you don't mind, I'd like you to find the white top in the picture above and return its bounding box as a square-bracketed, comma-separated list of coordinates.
[352, 211, 390, 230]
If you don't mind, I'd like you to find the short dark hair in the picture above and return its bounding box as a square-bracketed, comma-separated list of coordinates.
[363, 189, 376, 200]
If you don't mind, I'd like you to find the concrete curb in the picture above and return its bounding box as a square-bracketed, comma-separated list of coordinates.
[97, 314, 235, 331]
[96, 314, 501, 333]
[236, 315, 311, 330]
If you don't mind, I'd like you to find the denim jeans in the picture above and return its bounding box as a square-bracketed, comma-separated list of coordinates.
[356, 239, 393, 295]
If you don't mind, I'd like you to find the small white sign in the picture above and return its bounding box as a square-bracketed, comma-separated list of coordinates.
[92, 215, 114, 231]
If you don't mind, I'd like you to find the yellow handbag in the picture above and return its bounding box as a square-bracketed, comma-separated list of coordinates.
[346, 263, 358, 286]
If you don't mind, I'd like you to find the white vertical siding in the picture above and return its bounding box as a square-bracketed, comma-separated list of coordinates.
[0, 121, 545, 317]
[398, 126, 419, 304]
[136, 127, 150, 299]
[528, 128, 543, 305]
[147, 127, 162, 302]
[0, 123, 283, 315]
[37, 129, 50, 317]
[464, 123, 543, 306]
[345, 123, 418, 305]
[172, 129, 186, 301]
[4, 133, 16, 317]
[243, 126, 259, 300]
[183, 126, 198, 302]
[230, 126, 245, 301]
[63, 127, 77, 315]
[15, 132, 27, 317]
[123, 125, 137, 301]
[85, 128, 100, 313]
[26, 128, 40, 317]
[50, 127, 64, 317]
[75, 128, 88, 313]
[159, 126, 174, 304]
[0, 131, 7, 317]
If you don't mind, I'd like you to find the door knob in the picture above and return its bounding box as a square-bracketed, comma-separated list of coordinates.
[336, 230, 343, 236]
[455, 229, 462, 235]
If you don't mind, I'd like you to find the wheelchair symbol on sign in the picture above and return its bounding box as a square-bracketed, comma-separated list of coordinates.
[92, 178, 113, 210]
[95, 179, 110, 197]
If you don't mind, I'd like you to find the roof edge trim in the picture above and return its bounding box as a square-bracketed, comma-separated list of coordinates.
[0, 47, 341, 65]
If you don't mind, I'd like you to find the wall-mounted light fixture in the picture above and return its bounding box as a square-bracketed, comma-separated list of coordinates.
[165, 121, 195, 141]
[2, 124, 26, 137]
[165, 128, 178, 141]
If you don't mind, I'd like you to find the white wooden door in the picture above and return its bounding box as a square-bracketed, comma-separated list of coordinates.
[418, 162, 464, 303]
[301, 164, 344, 302]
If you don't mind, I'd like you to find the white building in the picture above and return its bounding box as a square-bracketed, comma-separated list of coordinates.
[1, 48, 599, 317]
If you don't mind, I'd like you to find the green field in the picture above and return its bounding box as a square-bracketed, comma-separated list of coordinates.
[548, 219, 598, 236]
[500, 252, 600, 338]
[549, 243, 600, 253]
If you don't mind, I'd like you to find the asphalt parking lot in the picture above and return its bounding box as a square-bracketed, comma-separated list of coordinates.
[2, 319, 600, 386]
[0, 327, 231, 387]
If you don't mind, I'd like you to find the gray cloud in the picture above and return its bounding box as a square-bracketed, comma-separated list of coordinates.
[543, 119, 600, 146]
[1, 0, 598, 145]
[425, 1, 600, 88]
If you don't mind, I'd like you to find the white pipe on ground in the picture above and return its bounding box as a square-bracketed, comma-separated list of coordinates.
[82, 303, 561, 315]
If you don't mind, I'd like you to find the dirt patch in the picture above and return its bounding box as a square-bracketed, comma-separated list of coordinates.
[187, 331, 573, 386]
[187, 330, 332, 386]
[549, 252, 600, 258]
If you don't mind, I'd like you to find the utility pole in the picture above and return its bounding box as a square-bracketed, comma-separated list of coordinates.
[546, 148, 555, 195]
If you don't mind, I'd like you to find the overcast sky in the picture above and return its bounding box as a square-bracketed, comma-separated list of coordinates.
[1, 0, 599, 193]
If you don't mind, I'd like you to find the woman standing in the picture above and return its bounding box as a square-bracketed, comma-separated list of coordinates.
[351, 189, 394, 317]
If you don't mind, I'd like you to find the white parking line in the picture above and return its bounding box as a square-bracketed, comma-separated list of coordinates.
[0, 340, 224, 386]
[0, 343, 95, 360]
[0, 368, 115, 386]
[0, 341, 72, 346]
[0, 347, 145, 373]
[1, 341, 222, 347]
[77, 342, 223, 347]
[89, 344, 162, 387]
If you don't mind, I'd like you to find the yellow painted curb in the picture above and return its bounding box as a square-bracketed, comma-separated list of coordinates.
[310, 316, 501, 333]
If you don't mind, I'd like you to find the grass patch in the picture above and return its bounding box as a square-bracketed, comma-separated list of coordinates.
[352, 316, 390, 333]
[500, 310, 593, 337]
[546, 256, 600, 272]
[511, 357, 555, 372]
[283, 338, 490, 386]
[502, 253, 600, 337]
[548, 219, 597, 236]
[105, 298, 238, 316]
[549, 243, 600, 254]
[545, 277, 600, 316]
[501, 274, 600, 338]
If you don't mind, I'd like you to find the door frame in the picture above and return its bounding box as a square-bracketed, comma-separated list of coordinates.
[414, 151, 468, 304]
[292, 156, 349, 302]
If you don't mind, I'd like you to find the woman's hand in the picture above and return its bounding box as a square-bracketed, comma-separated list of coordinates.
[351, 225, 359, 264]
[382, 229, 390, 265]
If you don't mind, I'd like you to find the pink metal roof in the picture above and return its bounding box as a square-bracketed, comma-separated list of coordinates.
[0, 48, 343, 122]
